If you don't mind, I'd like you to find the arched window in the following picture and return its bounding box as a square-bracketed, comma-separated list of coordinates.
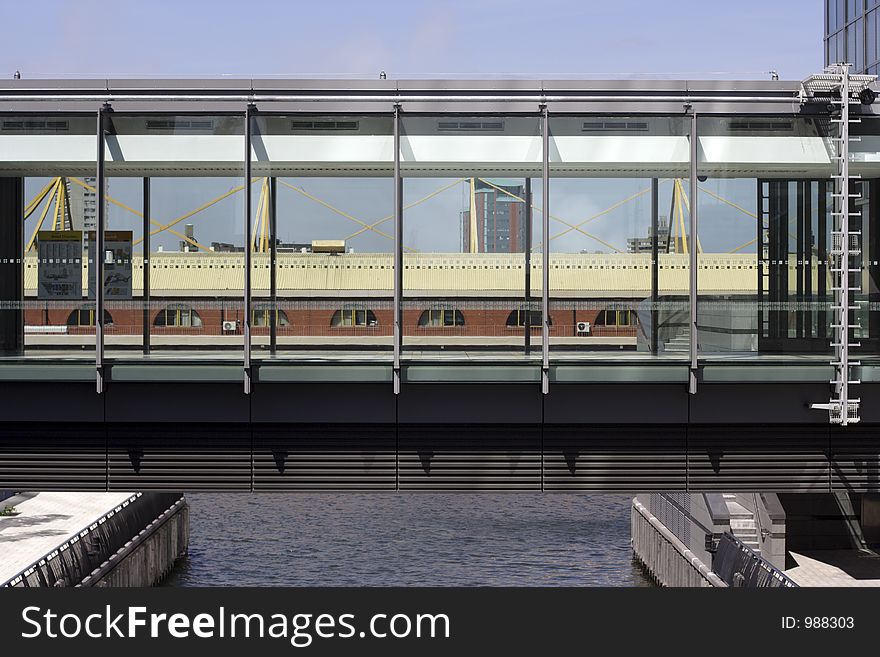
[594, 309, 636, 327]
[252, 307, 290, 327]
[330, 309, 378, 327]
[506, 309, 549, 327]
[67, 306, 113, 327]
[418, 308, 465, 327]
[154, 304, 203, 327]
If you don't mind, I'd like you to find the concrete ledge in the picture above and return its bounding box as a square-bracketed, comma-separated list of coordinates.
[631, 497, 725, 587]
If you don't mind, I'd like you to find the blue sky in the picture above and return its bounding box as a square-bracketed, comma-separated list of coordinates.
[15, 1, 823, 255]
[1, 0, 823, 80]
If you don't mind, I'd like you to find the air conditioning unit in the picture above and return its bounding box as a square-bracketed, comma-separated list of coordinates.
[576, 321, 591, 335]
[222, 320, 238, 332]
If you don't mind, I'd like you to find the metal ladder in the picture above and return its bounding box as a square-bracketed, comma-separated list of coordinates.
[808, 64, 865, 425]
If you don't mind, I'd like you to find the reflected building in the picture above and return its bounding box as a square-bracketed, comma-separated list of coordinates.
[627, 216, 670, 254]
[65, 176, 96, 231]
[460, 179, 527, 253]
[825, 0, 880, 74]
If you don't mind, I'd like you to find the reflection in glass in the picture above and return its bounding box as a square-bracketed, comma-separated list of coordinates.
[100, 114, 246, 361]
[548, 116, 691, 360]
[400, 115, 543, 358]
[1, 115, 98, 361]
[697, 116, 834, 360]
[250, 114, 394, 360]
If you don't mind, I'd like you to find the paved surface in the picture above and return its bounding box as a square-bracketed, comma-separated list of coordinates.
[785, 550, 880, 587]
[0, 491, 135, 584]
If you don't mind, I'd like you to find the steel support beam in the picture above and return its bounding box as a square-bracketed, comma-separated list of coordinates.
[541, 105, 550, 394]
[95, 105, 107, 394]
[142, 177, 150, 355]
[269, 176, 278, 355]
[689, 113, 699, 395]
[524, 177, 532, 354]
[651, 178, 659, 354]
[244, 104, 253, 394]
[393, 104, 403, 395]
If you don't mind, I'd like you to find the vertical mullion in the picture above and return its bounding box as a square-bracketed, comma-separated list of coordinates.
[244, 105, 253, 394]
[142, 177, 150, 356]
[95, 106, 106, 394]
[541, 106, 550, 394]
[269, 176, 277, 355]
[797, 180, 805, 339]
[393, 105, 402, 394]
[651, 177, 659, 354]
[524, 177, 532, 353]
[689, 113, 698, 395]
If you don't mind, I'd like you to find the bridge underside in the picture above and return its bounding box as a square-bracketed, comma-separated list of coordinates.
[2, 379, 879, 492]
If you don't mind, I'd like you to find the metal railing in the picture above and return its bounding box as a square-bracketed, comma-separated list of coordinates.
[712, 532, 797, 588]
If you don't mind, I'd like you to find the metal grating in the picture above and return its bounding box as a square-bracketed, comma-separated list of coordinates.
[253, 425, 396, 491]
[398, 425, 541, 490]
[543, 426, 687, 492]
[107, 424, 251, 491]
[688, 426, 831, 492]
[0, 424, 106, 491]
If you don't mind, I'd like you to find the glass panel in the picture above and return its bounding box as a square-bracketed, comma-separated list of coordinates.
[696, 116, 834, 361]
[850, 117, 880, 363]
[848, 24, 857, 66]
[250, 114, 393, 361]
[0, 115, 97, 363]
[855, 18, 866, 70]
[852, 0, 865, 20]
[868, 10, 877, 67]
[548, 116, 691, 361]
[104, 114, 245, 362]
[400, 115, 542, 360]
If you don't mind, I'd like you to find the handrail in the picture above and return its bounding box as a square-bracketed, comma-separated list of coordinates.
[713, 532, 797, 588]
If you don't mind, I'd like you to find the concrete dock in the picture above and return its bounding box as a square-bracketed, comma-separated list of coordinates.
[0, 491, 188, 587]
[785, 551, 880, 587]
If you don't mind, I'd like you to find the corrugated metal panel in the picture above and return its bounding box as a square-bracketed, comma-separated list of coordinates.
[107, 424, 251, 491]
[253, 425, 396, 491]
[543, 426, 687, 491]
[0, 424, 106, 491]
[688, 425, 830, 492]
[831, 426, 880, 492]
[398, 425, 541, 490]
[1, 421, 875, 492]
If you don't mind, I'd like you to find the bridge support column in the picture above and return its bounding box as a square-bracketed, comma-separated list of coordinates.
[0, 177, 23, 357]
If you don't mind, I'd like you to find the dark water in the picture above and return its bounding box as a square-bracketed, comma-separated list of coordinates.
[166, 493, 652, 587]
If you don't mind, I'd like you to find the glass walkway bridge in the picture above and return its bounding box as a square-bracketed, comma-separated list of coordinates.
[0, 73, 878, 491]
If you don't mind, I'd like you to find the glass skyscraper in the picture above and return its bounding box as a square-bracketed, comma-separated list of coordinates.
[825, 0, 880, 73]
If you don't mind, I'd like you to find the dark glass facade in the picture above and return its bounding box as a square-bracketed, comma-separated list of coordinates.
[825, 0, 880, 73]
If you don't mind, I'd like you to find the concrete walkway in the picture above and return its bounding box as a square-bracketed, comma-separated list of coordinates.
[0, 491, 135, 585]
[785, 550, 880, 587]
